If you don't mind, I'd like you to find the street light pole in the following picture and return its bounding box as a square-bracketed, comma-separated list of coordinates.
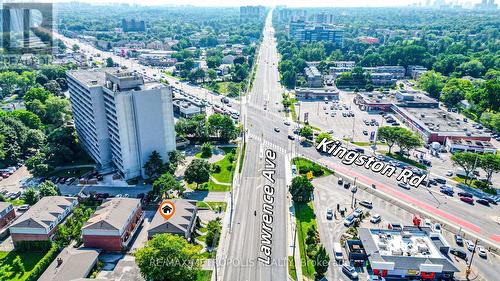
[466, 239, 479, 279]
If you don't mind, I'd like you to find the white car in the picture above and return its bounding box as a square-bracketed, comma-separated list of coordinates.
[367, 276, 386, 281]
[370, 214, 381, 224]
[466, 240, 475, 251]
[477, 246, 487, 258]
[423, 219, 432, 228]
[446, 170, 453, 177]
[433, 223, 442, 233]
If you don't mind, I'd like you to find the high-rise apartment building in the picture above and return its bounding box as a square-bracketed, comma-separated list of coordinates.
[288, 20, 344, 45]
[121, 19, 146, 32]
[67, 68, 176, 180]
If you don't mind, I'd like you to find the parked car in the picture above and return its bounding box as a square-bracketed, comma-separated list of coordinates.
[449, 248, 468, 261]
[466, 240, 475, 251]
[370, 214, 381, 224]
[435, 178, 447, 184]
[445, 170, 453, 177]
[17, 204, 30, 211]
[423, 219, 432, 228]
[433, 223, 442, 233]
[458, 192, 473, 198]
[338, 177, 343, 185]
[274, 127, 280, 133]
[342, 265, 358, 279]
[343, 182, 351, 189]
[359, 200, 373, 209]
[460, 197, 474, 204]
[476, 198, 490, 206]
[398, 182, 410, 190]
[485, 197, 498, 205]
[477, 246, 487, 258]
[352, 208, 363, 218]
[343, 215, 355, 227]
[454, 234, 464, 246]
[326, 208, 333, 220]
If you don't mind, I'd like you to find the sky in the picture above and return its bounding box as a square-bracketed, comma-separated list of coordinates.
[47, 0, 479, 8]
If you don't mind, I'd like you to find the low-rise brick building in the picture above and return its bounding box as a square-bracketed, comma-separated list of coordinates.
[9, 196, 78, 245]
[0, 202, 15, 229]
[82, 198, 143, 252]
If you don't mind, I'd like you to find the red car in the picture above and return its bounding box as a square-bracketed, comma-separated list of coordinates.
[460, 197, 474, 204]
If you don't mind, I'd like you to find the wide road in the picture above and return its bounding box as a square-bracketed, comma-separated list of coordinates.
[222, 11, 291, 281]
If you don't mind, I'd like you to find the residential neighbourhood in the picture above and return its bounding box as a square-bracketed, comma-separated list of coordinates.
[0, 2, 499, 281]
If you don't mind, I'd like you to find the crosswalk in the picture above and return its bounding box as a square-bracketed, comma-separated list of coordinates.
[247, 132, 288, 154]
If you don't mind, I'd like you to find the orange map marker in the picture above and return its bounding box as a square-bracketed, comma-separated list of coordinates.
[159, 200, 175, 221]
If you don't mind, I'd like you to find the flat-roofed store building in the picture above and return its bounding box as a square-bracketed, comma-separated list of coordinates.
[295, 88, 339, 100]
[67, 69, 176, 180]
[446, 138, 497, 154]
[393, 106, 491, 144]
[9, 197, 78, 245]
[354, 90, 438, 112]
[359, 226, 458, 280]
[82, 198, 143, 252]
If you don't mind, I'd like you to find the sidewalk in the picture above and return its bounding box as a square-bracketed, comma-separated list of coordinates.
[286, 152, 303, 281]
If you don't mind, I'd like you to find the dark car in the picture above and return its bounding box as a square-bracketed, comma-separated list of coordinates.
[458, 192, 473, 198]
[476, 199, 490, 206]
[449, 248, 468, 261]
[454, 234, 464, 246]
[435, 178, 447, 184]
[343, 182, 351, 189]
[440, 189, 454, 196]
[342, 265, 359, 279]
[485, 197, 498, 205]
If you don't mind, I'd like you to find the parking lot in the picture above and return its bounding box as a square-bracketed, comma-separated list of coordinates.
[296, 91, 387, 142]
[311, 175, 499, 281]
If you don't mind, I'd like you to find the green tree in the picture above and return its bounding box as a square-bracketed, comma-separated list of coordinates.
[205, 218, 222, 248]
[184, 159, 211, 187]
[451, 152, 479, 185]
[24, 87, 51, 103]
[418, 70, 445, 99]
[10, 110, 43, 130]
[168, 150, 186, 167]
[106, 57, 114, 67]
[200, 142, 213, 158]
[44, 80, 62, 96]
[152, 173, 184, 196]
[314, 245, 330, 278]
[440, 78, 473, 106]
[479, 153, 500, 185]
[289, 175, 314, 203]
[25, 152, 51, 176]
[39, 181, 59, 197]
[227, 82, 240, 97]
[377, 126, 401, 154]
[44, 96, 70, 126]
[299, 126, 313, 139]
[315, 132, 332, 144]
[135, 234, 200, 281]
[143, 151, 166, 180]
[396, 130, 423, 153]
[23, 187, 40, 205]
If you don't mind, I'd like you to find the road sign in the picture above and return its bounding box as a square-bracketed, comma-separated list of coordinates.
[159, 200, 176, 221]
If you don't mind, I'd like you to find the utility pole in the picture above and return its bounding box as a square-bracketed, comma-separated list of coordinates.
[466, 239, 478, 280]
[351, 177, 357, 209]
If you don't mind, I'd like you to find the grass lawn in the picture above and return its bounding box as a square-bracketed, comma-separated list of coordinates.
[188, 179, 231, 192]
[452, 176, 497, 195]
[292, 157, 333, 177]
[385, 152, 427, 170]
[238, 142, 246, 174]
[196, 270, 212, 281]
[7, 199, 25, 206]
[295, 202, 317, 279]
[291, 103, 297, 121]
[0, 251, 47, 281]
[196, 201, 227, 212]
[288, 256, 297, 281]
[211, 147, 237, 184]
[350, 141, 383, 147]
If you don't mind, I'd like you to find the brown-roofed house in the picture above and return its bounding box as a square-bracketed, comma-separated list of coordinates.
[148, 199, 198, 241]
[82, 198, 143, 251]
[9, 196, 78, 245]
[38, 247, 100, 281]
